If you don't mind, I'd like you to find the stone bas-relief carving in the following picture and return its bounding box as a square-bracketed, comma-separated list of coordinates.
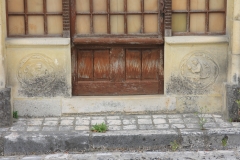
[17, 54, 69, 97]
[180, 51, 219, 89]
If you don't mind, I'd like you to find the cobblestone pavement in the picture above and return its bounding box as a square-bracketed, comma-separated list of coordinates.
[1, 150, 240, 160]
[0, 114, 239, 132]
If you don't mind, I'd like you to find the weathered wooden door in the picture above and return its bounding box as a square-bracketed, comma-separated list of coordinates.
[71, 0, 164, 96]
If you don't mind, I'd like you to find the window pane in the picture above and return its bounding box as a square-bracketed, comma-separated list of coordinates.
[27, 0, 43, 13]
[144, 0, 158, 12]
[190, 13, 205, 32]
[127, 15, 141, 33]
[209, 13, 225, 32]
[76, 0, 90, 12]
[47, 16, 63, 34]
[127, 0, 141, 12]
[110, 0, 124, 12]
[209, 0, 225, 10]
[110, 15, 124, 34]
[172, 14, 187, 32]
[190, 0, 206, 10]
[8, 0, 24, 12]
[93, 0, 107, 12]
[144, 15, 158, 33]
[9, 16, 25, 35]
[93, 15, 107, 34]
[28, 16, 44, 35]
[76, 15, 91, 34]
[172, 0, 187, 10]
[47, 0, 62, 12]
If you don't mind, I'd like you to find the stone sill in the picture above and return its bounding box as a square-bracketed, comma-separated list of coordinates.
[5, 38, 70, 47]
[165, 36, 229, 45]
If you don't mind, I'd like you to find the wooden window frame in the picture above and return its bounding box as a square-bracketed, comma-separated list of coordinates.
[164, 0, 227, 36]
[70, 0, 164, 38]
[6, 0, 70, 37]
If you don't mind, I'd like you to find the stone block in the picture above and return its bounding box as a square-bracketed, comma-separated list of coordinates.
[0, 88, 12, 127]
[4, 131, 89, 156]
[0, 134, 3, 156]
[91, 130, 178, 150]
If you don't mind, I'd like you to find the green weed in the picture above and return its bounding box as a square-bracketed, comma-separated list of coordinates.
[91, 123, 108, 133]
[170, 140, 179, 151]
[13, 111, 18, 119]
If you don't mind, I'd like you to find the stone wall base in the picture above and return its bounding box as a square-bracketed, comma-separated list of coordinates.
[0, 88, 12, 127]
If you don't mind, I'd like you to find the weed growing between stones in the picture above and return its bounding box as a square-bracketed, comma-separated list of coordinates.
[91, 123, 108, 133]
[195, 106, 209, 130]
[13, 111, 18, 119]
[221, 136, 228, 147]
[170, 140, 179, 151]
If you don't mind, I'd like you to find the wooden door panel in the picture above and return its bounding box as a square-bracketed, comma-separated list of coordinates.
[77, 50, 93, 81]
[73, 47, 164, 95]
[94, 50, 110, 80]
[142, 49, 159, 80]
[110, 48, 125, 82]
[126, 49, 142, 80]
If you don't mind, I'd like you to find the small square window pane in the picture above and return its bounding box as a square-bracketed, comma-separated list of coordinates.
[8, 0, 24, 12]
[47, 0, 62, 12]
[76, 15, 91, 34]
[172, 14, 187, 32]
[127, 0, 141, 12]
[190, 0, 206, 10]
[76, 0, 90, 12]
[144, 0, 158, 12]
[127, 15, 141, 33]
[172, 0, 187, 10]
[9, 16, 25, 35]
[27, 0, 43, 13]
[47, 16, 63, 34]
[93, 15, 107, 34]
[28, 16, 44, 35]
[190, 13, 205, 32]
[110, 15, 124, 34]
[209, 13, 225, 32]
[144, 15, 158, 33]
[110, 0, 124, 12]
[93, 0, 107, 12]
[209, 0, 225, 10]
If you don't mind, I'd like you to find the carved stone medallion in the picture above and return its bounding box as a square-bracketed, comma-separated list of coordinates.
[18, 54, 56, 92]
[180, 51, 219, 89]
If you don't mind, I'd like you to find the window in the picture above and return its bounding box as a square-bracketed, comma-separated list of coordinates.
[6, 0, 64, 37]
[171, 0, 226, 35]
[74, 0, 162, 36]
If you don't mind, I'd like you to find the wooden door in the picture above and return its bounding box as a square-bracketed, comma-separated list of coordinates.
[71, 0, 164, 96]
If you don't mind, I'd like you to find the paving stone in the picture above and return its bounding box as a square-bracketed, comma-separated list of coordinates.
[203, 123, 217, 128]
[60, 117, 75, 120]
[26, 126, 42, 132]
[76, 117, 90, 120]
[152, 115, 167, 118]
[45, 153, 68, 159]
[183, 114, 197, 118]
[42, 126, 58, 131]
[213, 114, 222, 118]
[107, 120, 121, 126]
[183, 118, 199, 123]
[108, 126, 121, 131]
[218, 122, 233, 128]
[91, 120, 105, 125]
[60, 120, 74, 126]
[171, 124, 186, 129]
[0, 128, 9, 132]
[153, 118, 167, 124]
[138, 119, 152, 125]
[214, 118, 225, 123]
[168, 115, 182, 118]
[186, 124, 201, 129]
[106, 116, 120, 120]
[137, 115, 151, 119]
[76, 119, 90, 125]
[155, 124, 169, 129]
[122, 119, 136, 125]
[205, 118, 216, 123]
[27, 120, 43, 126]
[139, 125, 155, 130]
[75, 126, 89, 131]
[92, 117, 105, 120]
[43, 121, 59, 126]
[10, 126, 26, 131]
[232, 122, 240, 127]
[198, 114, 213, 118]
[13, 121, 27, 126]
[69, 154, 92, 160]
[168, 119, 184, 123]
[59, 126, 74, 131]
[96, 153, 118, 160]
[123, 125, 137, 130]
[44, 118, 59, 121]
[21, 156, 43, 160]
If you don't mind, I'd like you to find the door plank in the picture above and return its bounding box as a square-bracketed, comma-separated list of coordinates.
[94, 50, 110, 80]
[142, 49, 159, 80]
[110, 48, 125, 82]
[77, 50, 93, 81]
[126, 49, 141, 80]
